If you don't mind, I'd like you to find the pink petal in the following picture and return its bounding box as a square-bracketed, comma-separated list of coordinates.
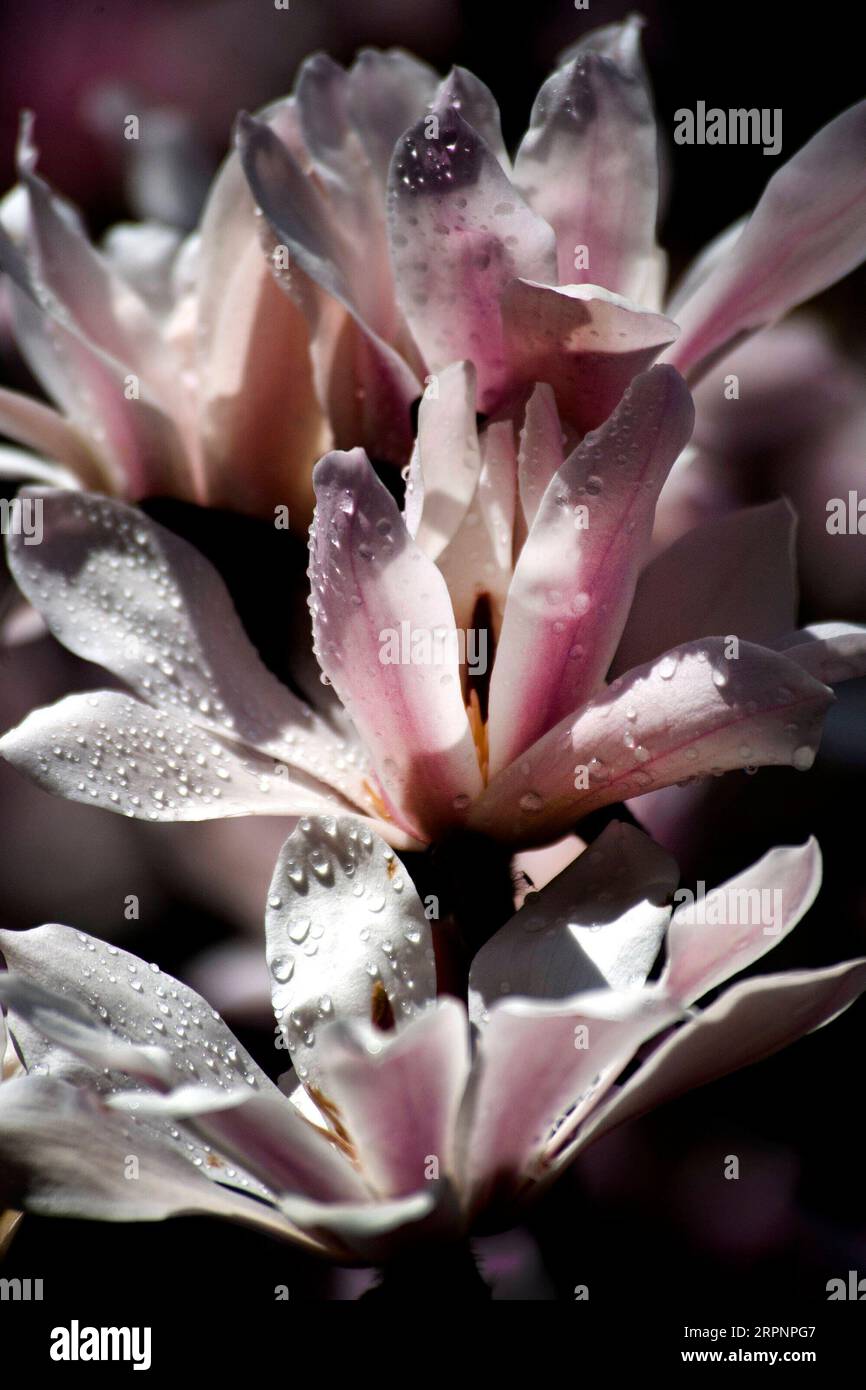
[513, 17, 664, 300]
[661, 838, 822, 1005]
[387, 105, 557, 412]
[462, 989, 679, 1210]
[310, 449, 484, 840]
[666, 99, 866, 382]
[434, 67, 510, 171]
[557, 958, 866, 1170]
[472, 638, 834, 845]
[500, 280, 679, 433]
[487, 367, 694, 775]
[772, 622, 866, 684]
[0, 386, 104, 487]
[314, 1000, 470, 1198]
[612, 500, 798, 677]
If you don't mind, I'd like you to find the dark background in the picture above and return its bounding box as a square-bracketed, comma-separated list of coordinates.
[1, 0, 865, 1323]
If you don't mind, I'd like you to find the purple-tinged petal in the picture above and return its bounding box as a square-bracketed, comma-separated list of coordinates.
[434, 67, 510, 172]
[554, 958, 866, 1171]
[472, 639, 834, 845]
[388, 106, 557, 411]
[500, 280, 679, 432]
[666, 100, 866, 381]
[513, 17, 663, 299]
[611, 500, 798, 678]
[487, 367, 694, 775]
[661, 839, 822, 1005]
[310, 450, 484, 838]
[265, 817, 436, 1088]
[345, 49, 440, 187]
[6, 490, 365, 807]
[469, 822, 678, 1021]
[314, 1000, 470, 1198]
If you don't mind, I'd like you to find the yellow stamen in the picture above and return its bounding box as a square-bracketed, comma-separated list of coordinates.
[466, 688, 489, 783]
[362, 776, 392, 822]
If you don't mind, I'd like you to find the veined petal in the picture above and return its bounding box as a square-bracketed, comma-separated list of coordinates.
[611, 500, 798, 677]
[0, 692, 343, 823]
[661, 839, 822, 1006]
[472, 639, 834, 845]
[469, 822, 678, 1022]
[513, 16, 662, 300]
[313, 1000, 470, 1198]
[666, 99, 866, 381]
[0, 1075, 308, 1244]
[488, 367, 694, 775]
[388, 105, 557, 411]
[6, 490, 365, 807]
[461, 988, 679, 1210]
[265, 817, 436, 1088]
[500, 281, 679, 433]
[554, 959, 866, 1171]
[310, 449, 484, 838]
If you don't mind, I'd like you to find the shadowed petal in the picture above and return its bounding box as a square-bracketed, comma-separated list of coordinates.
[469, 822, 678, 1021]
[436, 419, 517, 636]
[517, 382, 564, 533]
[473, 639, 834, 844]
[772, 622, 866, 684]
[611, 500, 798, 677]
[0, 388, 102, 485]
[403, 361, 481, 560]
[310, 449, 484, 837]
[500, 281, 679, 433]
[488, 367, 694, 775]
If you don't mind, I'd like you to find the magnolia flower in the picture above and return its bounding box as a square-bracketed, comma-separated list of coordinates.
[0, 113, 327, 519]
[236, 18, 866, 469]
[3, 20, 866, 522]
[1, 816, 863, 1269]
[3, 365, 865, 850]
